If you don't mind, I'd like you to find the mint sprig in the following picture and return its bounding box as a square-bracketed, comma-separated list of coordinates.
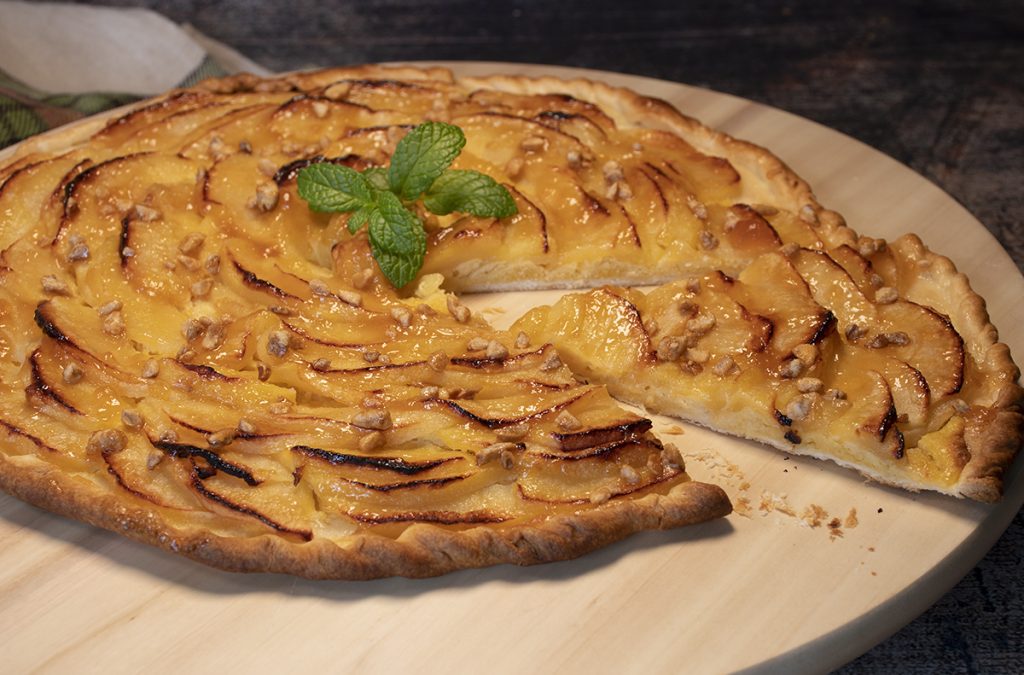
[296, 122, 517, 288]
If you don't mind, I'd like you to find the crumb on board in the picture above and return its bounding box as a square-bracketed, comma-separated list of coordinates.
[801, 504, 829, 528]
[665, 425, 686, 435]
[733, 496, 752, 518]
[845, 507, 859, 529]
[828, 517, 844, 539]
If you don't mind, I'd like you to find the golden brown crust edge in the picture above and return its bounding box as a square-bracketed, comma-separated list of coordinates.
[0, 453, 730, 579]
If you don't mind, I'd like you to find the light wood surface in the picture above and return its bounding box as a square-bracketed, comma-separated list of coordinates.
[1, 63, 1021, 675]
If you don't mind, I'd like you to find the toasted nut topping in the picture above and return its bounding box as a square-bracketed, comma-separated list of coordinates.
[799, 204, 818, 225]
[620, 465, 640, 484]
[555, 409, 581, 431]
[687, 312, 716, 335]
[686, 195, 709, 221]
[685, 276, 702, 294]
[662, 443, 684, 470]
[175, 346, 196, 363]
[268, 398, 292, 415]
[875, 286, 899, 304]
[177, 255, 200, 272]
[823, 388, 846, 401]
[421, 385, 440, 399]
[678, 300, 698, 317]
[589, 487, 612, 505]
[520, 135, 547, 153]
[785, 395, 814, 421]
[352, 409, 392, 430]
[359, 430, 386, 452]
[504, 156, 524, 179]
[201, 322, 226, 350]
[207, 428, 236, 448]
[485, 340, 509, 359]
[237, 419, 256, 435]
[146, 451, 164, 470]
[87, 429, 126, 454]
[362, 350, 380, 363]
[158, 428, 178, 443]
[67, 242, 90, 262]
[311, 357, 331, 372]
[190, 277, 214, 299]
[643, 317, 660, 336]
[41, 274, 70, 295]
[711, 355, 738, 377]
[254, 362, 270, 382]
[308, 278, 331, 296]
[62, 362, 84, 384]
[797, 377, 824, 393]
[656, 336, 685, 362]
[250, 182, 279, 212]
[266, 330, 291, 357]
[606, 180, 632, 200]
[446, 295, 471, 323]
[178, 232, 205, 255]
[868, 273, 885, 289]
[684, 348, 710, 364]
[268, 305, 293, 317]
[868, 331, 910, 348]
[792, 343, 818, 366]
[845, 323, 866, 341]
[133, 204, 161, 222]
[498, 451, 515, 470]
[335, 289, 362, 307]
[779, 358, 804, 379]
[514, 331, 531, 349]
[311, 100, 329, 118]
[476, 442, 519, 466]
[496, 423, 528, 441]
[680, 360, 703, 375]
[566, 149, 583, 169]
[121, 410, 143, 429]
[390, 306, 413, 328]
[141, 359, 160, 379]
[602, 160, 624, 184]
[539, 351, 562, 372]
[182, 318, 205, 341]
[209, 135, 227, 158]
[102, 311, 126, 336]
[951, 399, 970, 413]
[352, 267, 374, 289]
[699, 229, 718, 250]
[467, 337, 489, 352]
[428, 350, 449, 372]
[97, 300, 123, 316]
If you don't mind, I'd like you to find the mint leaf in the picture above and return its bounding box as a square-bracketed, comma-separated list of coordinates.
[388, 122, 466, 201]
[297, 163, 374, 213]
[363, 167, 390, 192]
[346, 205, 375, 234]
[366, 191, 427, 288]
[424, 169, 518, 218]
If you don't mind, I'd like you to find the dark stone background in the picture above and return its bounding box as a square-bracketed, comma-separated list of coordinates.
[61, 1, 1024, 671]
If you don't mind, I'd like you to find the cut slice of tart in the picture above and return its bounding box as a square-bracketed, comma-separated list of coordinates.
[511, 241, 1022, 501]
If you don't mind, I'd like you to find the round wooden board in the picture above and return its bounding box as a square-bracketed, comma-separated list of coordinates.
[1, 63, 1021, 674]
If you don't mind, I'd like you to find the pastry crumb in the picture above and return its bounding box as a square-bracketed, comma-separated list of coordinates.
[801, 503, 829, 528]
[844, 507, 859, 529]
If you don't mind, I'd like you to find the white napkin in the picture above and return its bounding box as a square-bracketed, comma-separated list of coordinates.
[0, 0, 269, 95]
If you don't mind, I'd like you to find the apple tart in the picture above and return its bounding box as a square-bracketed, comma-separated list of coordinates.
[0, 65, 1019, 580]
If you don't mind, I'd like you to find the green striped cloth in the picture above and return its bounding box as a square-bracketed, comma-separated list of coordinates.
[0, 56, 230, 149]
